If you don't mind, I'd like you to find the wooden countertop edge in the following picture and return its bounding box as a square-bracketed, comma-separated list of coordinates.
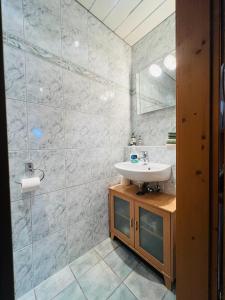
[109, 184, 176, 213]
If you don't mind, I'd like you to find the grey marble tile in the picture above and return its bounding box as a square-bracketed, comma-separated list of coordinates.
[108, 147, 126, 177]
[66, 181, 105, 226]
[30, 150, 65, 195]
[65, 148, 111, 187]
[70, 248, 101, 278]
[61, 0, 88, 32]
[87, 14, 110, 79]
[109, 116, 130, 148]
[26, 54, 63, 108]
[65, 110, 109, 148]
[104, 246, 139, 281]
[108, 284, 137, 300]
[87, 14, 108, 46]
[8, 151, 29, 201]
[94, 237, 120, 258]
[31, 190, 66, 241]
[78, 260, 121, 300]
[54, 282, 86, 300]
[13, 245, 33, 298]
[67, 218, 101, 263]
[88, 40, 109, 79]
[124, 262, 167, 300]
[2, 0, 24, 37]
[163, 290, 176, 300]
[33, 230, 68, 286]
[11, 198, 32, 251]
[35, 266, 74, 300]
[63, 69, 90, 112]
[6, 99, 28, 151]
[28, 103, 65, 150]
[23, 0, 61, 56]
[18, 289, 36, 300]
[131, 102, 176, 147]
[62, 28, 88, 69]
[3, 45, 26, 100]
[66, 179, 109, 261]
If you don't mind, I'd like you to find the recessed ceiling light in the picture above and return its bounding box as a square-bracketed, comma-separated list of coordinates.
[149, 64, 162, 77]
[164, 54, 176, 70]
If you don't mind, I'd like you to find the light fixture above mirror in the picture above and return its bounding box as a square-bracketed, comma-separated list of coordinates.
[149, 64, 162, 77]
[164, 54, 176, 70]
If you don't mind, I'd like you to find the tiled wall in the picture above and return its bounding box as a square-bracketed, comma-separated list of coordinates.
[131, 13, 176, 146]
[2, 0, 131, 298]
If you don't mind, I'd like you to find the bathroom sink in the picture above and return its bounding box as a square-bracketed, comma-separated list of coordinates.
[114, 161, 171, 183]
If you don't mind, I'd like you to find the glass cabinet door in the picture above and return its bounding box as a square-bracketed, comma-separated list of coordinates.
[113, 196, 131, 238]
[138, 207, 164, 263]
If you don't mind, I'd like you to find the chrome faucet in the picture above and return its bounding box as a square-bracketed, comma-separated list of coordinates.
[140, 151, 149, 165]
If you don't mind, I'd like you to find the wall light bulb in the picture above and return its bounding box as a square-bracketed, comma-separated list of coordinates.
[149, 64, 162, 77]
[164, 54, 176, 70]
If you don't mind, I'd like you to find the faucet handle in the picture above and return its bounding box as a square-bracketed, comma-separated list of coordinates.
[140, 151, 148, 158]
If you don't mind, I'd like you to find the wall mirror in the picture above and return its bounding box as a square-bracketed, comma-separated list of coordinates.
[136, 50, 176, 114]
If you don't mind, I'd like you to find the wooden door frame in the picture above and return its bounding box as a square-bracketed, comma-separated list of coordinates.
[176, 0, 221, 299]
[210, 0, 222, 298]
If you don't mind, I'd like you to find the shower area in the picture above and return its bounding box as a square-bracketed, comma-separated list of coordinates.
[2, 0, 130, 298]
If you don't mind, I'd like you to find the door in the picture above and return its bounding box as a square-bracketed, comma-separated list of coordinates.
[110, 192, 134, 246]
[134, 202, 170, 275]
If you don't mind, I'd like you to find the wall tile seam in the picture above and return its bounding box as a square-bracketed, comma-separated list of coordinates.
[8, 146, 127, 153]
[12, 226, 67, 254]
[10, 175, 120, 203]
[7, 98, 131, 117]
[3, 32, 131, 94]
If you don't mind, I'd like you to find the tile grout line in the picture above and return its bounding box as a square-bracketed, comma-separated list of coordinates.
[4, 32, 130, 94]
[69, 267, 89, 300]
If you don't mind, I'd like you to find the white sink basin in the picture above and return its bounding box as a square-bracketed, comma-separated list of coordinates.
[115, 161, 171, 183]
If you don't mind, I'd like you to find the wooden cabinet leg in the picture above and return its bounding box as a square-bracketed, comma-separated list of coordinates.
[164, 276, 172, 290]
[110, 232, 115, 240]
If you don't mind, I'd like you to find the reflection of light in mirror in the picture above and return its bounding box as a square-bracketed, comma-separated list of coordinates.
[74, 40, 80, 48]
[164, 54, 176, 70]
[149, 64, 162, 77]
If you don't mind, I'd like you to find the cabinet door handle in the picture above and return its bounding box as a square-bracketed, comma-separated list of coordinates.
[130, 218, 133, 228]
[135, 220, 138, 231]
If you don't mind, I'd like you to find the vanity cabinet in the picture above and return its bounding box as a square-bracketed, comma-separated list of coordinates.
[109, 184, 176, 289]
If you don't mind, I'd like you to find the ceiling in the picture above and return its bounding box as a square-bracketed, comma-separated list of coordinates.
[76, 0, 175, 46]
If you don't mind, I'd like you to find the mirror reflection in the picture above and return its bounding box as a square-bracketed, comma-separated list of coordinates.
[136, 50, 176, 114]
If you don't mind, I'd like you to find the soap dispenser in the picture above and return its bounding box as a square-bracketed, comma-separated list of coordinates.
[130, 146, 139, 163]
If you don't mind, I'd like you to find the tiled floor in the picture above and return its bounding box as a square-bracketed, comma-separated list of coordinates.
[18, 238, 176, 300]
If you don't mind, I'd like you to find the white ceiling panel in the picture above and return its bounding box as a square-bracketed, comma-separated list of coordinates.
[104, 0, 142, 30]
[76, 0, 95, 10]
[115, 0, 165, 38]
[75, 0, 175, 46]
[90, 0, 120, 20]
[125, 0, 175, 45]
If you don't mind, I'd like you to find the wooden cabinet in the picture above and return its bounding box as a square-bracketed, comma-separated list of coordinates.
[109, 184, 176, 289]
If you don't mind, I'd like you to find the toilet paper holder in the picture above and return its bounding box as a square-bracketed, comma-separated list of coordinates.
[15, 162, 45, 185]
